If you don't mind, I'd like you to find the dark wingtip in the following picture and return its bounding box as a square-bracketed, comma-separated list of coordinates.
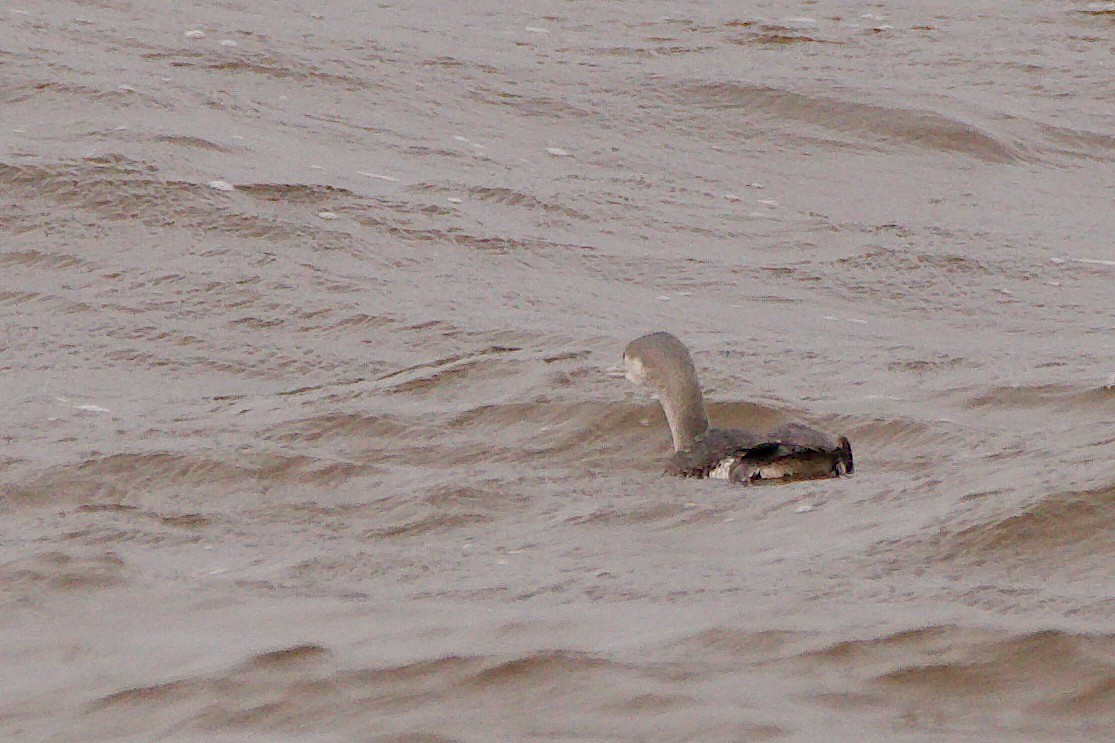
[839, 436, 854, 475]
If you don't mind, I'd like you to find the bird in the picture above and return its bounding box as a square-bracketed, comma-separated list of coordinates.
[621, 331, 853, 484]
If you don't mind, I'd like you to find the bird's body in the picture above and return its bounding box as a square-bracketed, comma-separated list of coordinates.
[622, 332, 853, 484]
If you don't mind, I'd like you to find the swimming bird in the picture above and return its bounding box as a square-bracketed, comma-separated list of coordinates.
[622, 331, 853, 484]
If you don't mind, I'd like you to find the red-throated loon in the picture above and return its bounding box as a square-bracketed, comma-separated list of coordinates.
[622, 331, 853, 483]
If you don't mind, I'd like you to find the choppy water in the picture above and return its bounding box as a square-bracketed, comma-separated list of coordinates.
[3, 1, 1115, 741]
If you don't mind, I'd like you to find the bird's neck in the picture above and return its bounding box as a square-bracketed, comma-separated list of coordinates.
[658, 377, 709, 452]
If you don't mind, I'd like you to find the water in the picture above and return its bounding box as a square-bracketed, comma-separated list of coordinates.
[2, 1, 1114, 740]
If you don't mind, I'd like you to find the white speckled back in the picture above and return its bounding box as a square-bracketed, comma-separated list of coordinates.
[708, 457, 736, 480]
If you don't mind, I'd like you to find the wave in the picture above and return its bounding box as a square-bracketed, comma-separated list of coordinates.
[945, 482, 1115, 559]
[1, 549, 127, 599]
[5, 451, 381, 507]
[851, 628, 1115, 725]
[962, 383, 1115, 412]
[671, 82, 1020, 162]
[203, 53, 371, 92]
[0, 159, 349, 248]
[88, 646, 640, 737]
[669, 623, 1115, 727]
[0, 249, 90, 271]
[409, 183, 589, 220]
[264, 413, 412, 443]
[152, 134, 235, 153]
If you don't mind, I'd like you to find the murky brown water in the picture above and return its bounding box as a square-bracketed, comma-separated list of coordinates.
[3, 1, 1115, 740]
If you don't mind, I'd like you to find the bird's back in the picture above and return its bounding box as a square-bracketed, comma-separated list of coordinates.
[665, 423, 853, 482]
